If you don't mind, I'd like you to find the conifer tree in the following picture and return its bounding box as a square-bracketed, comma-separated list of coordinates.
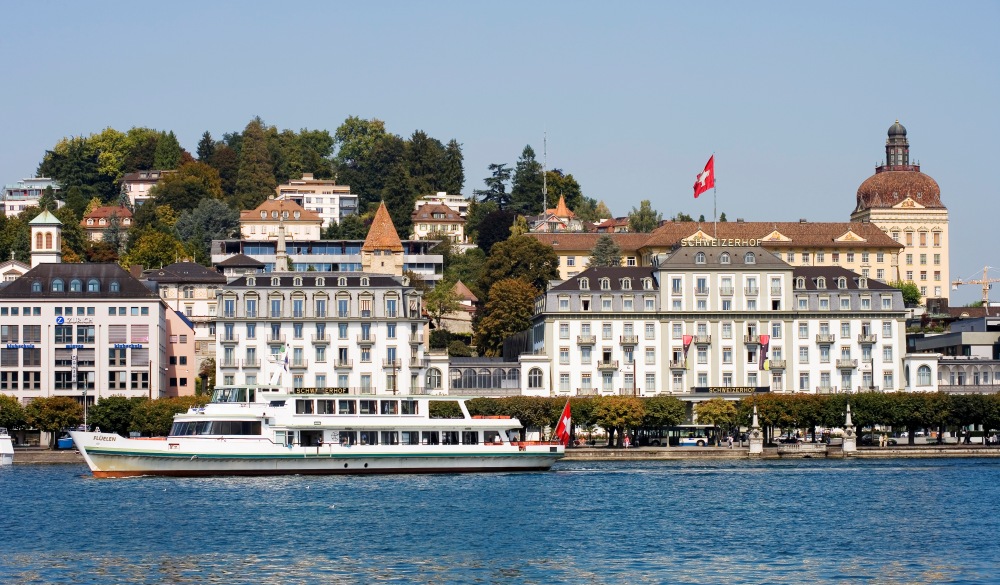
[510, 145, 544, 215]
[589, 235, 622, 267]
[153, 131, 183, 169]
[232, 119, 277, 210]
[440, 139, 465, 195]
[197, 131, 216, 161]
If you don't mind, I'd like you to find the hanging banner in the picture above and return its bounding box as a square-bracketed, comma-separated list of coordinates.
[759, 334, 770, 370]
[682, 335, 693, 369]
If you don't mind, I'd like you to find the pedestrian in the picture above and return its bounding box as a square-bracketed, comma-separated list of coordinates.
[727, 435, 733, 449]
[623, 435, 631, 449]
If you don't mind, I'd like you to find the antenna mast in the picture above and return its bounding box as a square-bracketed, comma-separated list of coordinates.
[542, 131, 547, 214]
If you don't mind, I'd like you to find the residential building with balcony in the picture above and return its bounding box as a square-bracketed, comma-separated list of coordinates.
[275, 173, 358, 227]
[411, 203, 466, 243]
[122, 170, 173, 208]
[414, 192, 470, 217]
[240, 198, 323, 241]
[80, 206, 133, 242]
[2, 177, 61, 217]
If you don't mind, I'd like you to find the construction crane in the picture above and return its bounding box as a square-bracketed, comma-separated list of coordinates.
[951, 266, 1000, 316]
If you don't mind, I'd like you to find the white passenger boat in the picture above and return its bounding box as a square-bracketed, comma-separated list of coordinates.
[0, 427, 13, 466]
[70, 386, 564, 478]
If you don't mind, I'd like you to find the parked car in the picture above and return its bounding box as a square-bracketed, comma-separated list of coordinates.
[860, 434, 898, 446]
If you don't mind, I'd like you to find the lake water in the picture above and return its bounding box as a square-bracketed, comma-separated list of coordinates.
[1, 458, 997, 584]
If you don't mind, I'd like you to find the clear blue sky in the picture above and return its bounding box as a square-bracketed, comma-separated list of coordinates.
[2, 1, 997, 304]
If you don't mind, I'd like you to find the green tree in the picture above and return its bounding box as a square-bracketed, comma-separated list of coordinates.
[889, 280, 921, 305]
[628, 200, 662, 233]
[719, 212, 728, 222]
[477, 236, 558, 302]
[406, 130, 446, 195]
[196, 131, 216, 161]
[88, 396, 144, 437]
[694, 398, 738, 444]
[209, 144, 239, 198]
[150, 161, 224, 213]
[464, 199, 498, 245]
[641, 396, 687, 442]
[333, 116, 390, 204]
[592, 396, 645, 447]
[325, 213, 369, 240]
[509, 215, 530, 237]
[122, 127, 161, 173]
[589, 234, 622, 267]
[444, 248, 486, 289]
[130, 396, 209, 436]
[447, 340, 473, 357]
[574, 197, 599, 222]
[544, 169, 583, 212]
[475, 209, 516, 255]
[510, 145, 544, 215]
[122, 229, 188, 269]
[232, 118, 277, 210]
[474, 163, 512, 209]
[153, 130, 183, 169]
[0, 393, 27, 430]
[175, 198, 240, 262]
[595, 201, 612, 219]
[673, 212, 694, 222]
[440, 139, 465, 195]
[425, 281, 463, 329]
[473, 278, 537, 356]
[25, 396, 83, 449]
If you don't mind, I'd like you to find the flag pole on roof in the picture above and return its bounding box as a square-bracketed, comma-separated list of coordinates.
[692, 155, 716, 237]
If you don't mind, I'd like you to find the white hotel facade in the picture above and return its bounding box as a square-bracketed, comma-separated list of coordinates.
[527, 245, 911, 398]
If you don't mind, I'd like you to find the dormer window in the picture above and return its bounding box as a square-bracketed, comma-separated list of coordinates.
[795, 277, 806, 289]
[316, 277, 325, 287]
[293, 276, 302, 287]
[600, 278, 610, 291]
[620, 278, 632, 290]
[642, 278, 652, 290]
[271, 277, 280, 287]
[293, 211, 300, 219]
[52, 279, 64, 292]
[247, 277, 256, 287]
[271, 210, 278, 219]
[858, 277, 868, 289]
[69, 279, 82, 292]
[99, 219, 106, 226]
[87, 279, 100, 292]
[744, 252, 756, 264]
[360, 277, 370, 287]
[695, 252, 706, 264]
[720, 252, 731, 264]
[816, 277, 826, 289]
[109, 280, 120, 293]
[261, 211, 267, 219]
[837, 277, 847, 289]
[31, 281, 42, 293]
[579, 277, 589, 290]
[86, 218, 94, 225]
[338, 277, 347, 287]
[282, 211, 289, 219]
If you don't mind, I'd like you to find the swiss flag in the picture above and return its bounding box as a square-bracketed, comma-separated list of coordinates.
[693, 155, 715, 198]
[554, 401, 572, 446]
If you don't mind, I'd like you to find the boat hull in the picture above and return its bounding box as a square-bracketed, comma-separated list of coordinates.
[71, 432, 562, 478]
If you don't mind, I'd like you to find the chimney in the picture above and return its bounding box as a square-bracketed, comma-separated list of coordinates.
[736, 218, 744, 223]
[799, 218, 808, 223]
[302, 173, 314, 180]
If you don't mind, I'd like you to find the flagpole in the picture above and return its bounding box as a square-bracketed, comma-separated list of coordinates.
[713, 151, 717, 240]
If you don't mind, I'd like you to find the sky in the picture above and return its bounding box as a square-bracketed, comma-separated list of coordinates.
[1, 1, 997, 305]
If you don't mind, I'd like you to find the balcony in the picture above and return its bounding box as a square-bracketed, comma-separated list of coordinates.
[815, 386, 839, 395]
[576, 387, 599, 396]
[361, 310, 372, 318]
[836, 359, 858, 369]
[744, 334, 761, 344]
[289, 359, 308, 369]
[745, 286, 759, 295]
[268, 312, 284, 319]
[409, 333, 425, 344]
[335, 359, 353, 369]
[221, 334, 240, 343]
[719, 286, 735, 296]
[221, 311, 237, 319]
[292, 311, 305, 319]
[577, 335, 596, 345]
[220, 359, 239, 368]
[357, 335, 376, 344]
[597, 360, 619, 370]
[858, 333, 878, 344]
[669, 360, 686, 369]
[337, 311, 350, 318]
[693, 334, 712, 345]
[620, 335, 639, 345]
[816, 334, 836, 344]
[267, 334, 286, 344]
[382, 359, 402, 368]
[410, 357, 429, 368]
[315, 310, 327, 319]
[768, 359, 786, 369]
[857, 385, 882, 393]
[385, 310, 398, 318]
[244, 310, 258, 319]
[770, 287, 782, 296]
[695, 287, 710, 295]
[312, 334, 330, 344]
[243, 358, 260, 368]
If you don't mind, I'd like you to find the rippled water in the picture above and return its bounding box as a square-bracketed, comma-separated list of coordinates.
[1, 458, 997, 584]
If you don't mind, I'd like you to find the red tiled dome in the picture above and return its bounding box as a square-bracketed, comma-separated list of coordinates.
[856, 170, 943, 211]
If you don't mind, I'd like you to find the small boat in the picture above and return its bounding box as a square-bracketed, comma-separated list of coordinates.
[70, 385, 565, 478]
[0, 428, 13, 466]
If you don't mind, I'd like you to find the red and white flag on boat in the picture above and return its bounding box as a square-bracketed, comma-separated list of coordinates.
[554, 401, 572, 446]
[693, 155, 715, 198]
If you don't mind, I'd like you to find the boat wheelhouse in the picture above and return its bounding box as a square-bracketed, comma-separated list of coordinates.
[71, 385, 564, 478]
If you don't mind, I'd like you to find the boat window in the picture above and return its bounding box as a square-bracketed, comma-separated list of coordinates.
[337, 431, 357, 445]
[317, 399, 335, 414]
[442, 431, 460, 445]
[338, 400, 357, 414]
[359, 430, 378, 445]
[295, 399, 314, 414]
[359, 400, 377, 415]
[401, 400, 418, 415]
[462, 431, 479, 445]
[380, 400, 398, 415]
[421, 431, 440, 445]
[401, 431, 420, 445]
[268, 400, 286, 408]
[484, 431, 502, 444]
[381, 431, 399, 445]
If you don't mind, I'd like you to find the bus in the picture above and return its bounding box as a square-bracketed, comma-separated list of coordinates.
[636, 424, 719, 447]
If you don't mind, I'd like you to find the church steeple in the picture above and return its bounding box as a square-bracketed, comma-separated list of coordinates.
[885, 120, 910, 168]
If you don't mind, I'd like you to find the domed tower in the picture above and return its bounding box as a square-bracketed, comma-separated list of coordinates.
[851, 121, 949, 302]
[29, 209, 63, 267]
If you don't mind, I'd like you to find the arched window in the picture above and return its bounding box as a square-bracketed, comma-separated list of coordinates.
[917, 365, 932, 386]
[87, 279, 100, 292]
[316, 277, 325, 287]
[620, 278, 631, 290]
[795, 277, 806, 289]
[31, 281, 42, 293]
[426, 368, 442, 389]
[462, 369, 476, 388]
[579, 278, 589, 290]
[338, 277, 347, 287]
[69, 279, 82, 292]
[492, 369, 503, 388]
[600, 278, 610, 290]
[858, 278, 868, 289]
[260, 211, 267, 219]
[816, 277, 826, 289]
[293, 277, 302, 287]
[719, 252, 731, 264]
[271, 277, 280, 287]
[361, 277, 370, 287]
[247, 277, 256, 287]
[478, 368, 491, 388]
[528, 368, 543, 388]
[744, 252, 756, 264]
[450, 369, 462, 389]
[838, 277, 847, 289]
[109, 280, 120, 293]
[695, 252, 706, 264]
[52, 279, 64, 292]
[45, 233, 53, 249]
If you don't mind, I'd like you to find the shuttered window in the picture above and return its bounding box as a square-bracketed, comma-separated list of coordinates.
[131, 325, 149, 343]
[132, 348, 150, 367]
[1, 349, 18, 367]
[108, 325, 127, 344]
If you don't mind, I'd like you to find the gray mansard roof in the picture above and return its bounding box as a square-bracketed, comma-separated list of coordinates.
[791, 266, 898, 291]
[550, 266, 657, 292]
[656, 246, 790, 269]
[226, 272, 407, 289]
[0, 263, 159, 299]
[143, 261, 227, 284]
